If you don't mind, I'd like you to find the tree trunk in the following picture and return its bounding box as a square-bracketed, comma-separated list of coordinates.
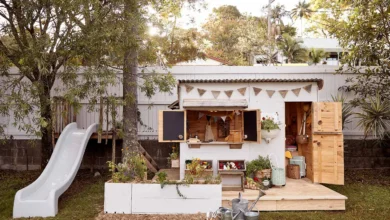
[123, 0, 140, 154]
[39, 83, 53, 170]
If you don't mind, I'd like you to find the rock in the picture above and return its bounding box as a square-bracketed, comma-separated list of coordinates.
[94, 171, 101, 177]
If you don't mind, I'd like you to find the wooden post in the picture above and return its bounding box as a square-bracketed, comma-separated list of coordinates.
[111, 99, 117, 173]
[98, 97, 103, 143]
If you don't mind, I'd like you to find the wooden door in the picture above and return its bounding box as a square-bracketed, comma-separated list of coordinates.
[312, 102, 342, 133]
[312, 102, 344, 185]
[158, 110, 187, 142]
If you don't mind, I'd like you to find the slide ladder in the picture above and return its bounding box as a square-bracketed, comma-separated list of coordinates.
[138, 143, 159, 173]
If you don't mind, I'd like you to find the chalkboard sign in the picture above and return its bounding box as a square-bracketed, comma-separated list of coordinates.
[159, 111, 185, 142]
[244, 110, 258, 142]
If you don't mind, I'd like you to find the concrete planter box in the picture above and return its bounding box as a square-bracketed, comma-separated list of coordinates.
[104, 182, 222, 214]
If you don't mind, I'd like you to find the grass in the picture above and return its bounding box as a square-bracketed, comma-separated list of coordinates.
[0, 169, 389, 220]
[0, 170, 109, 220]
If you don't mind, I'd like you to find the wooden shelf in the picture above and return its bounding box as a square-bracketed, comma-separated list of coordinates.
[187, 142, 243, 149]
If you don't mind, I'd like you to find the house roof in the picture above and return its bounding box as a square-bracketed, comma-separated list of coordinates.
[178, 78, 324, 90]
[301, 38, 343, 52]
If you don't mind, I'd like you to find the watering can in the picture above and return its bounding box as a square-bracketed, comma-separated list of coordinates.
[230, 190, 266, 220]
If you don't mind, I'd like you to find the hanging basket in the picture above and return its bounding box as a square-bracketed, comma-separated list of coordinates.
[261, 129, 280, 143]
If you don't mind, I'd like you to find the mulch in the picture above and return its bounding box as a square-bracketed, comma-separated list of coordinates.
[96, 212, 206, 220]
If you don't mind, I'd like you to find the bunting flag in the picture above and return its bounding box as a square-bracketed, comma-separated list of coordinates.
[212, 90, 221, 99]
[225, 90, 233, 98]
[235, 110, 241, 115]
[221, 116, 227, 122]
[237, 87, 247, 96]
[197, 88, 206, 96]
[198, 112, 204, 120]
[279, 90, 288, 98]
[266, 90, 275, 98]
[228, 112, 235, 120]
[206, 115, 211, 122]
[185, 84, 194, 93]
[253, 87, 262, 96]
[292, 88, 301, 97]
[303, 84, 312, 93]
[213, 116, 219, 123]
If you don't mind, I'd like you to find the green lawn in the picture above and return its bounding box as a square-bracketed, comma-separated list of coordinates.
[1, 169, 389, 220]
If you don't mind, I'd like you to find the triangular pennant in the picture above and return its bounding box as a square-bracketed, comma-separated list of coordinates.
[237, 87, 247, 96]
[221, 116, 227, 122]
[253, 87, 262, 96]
[229, 112, 234, 120]
[279, 90, 288, 98]
[213, 116, 219, 123]
[206, 115, 211, 122]
[197, 88, 206, 96]
[235, 110, 241, 115]
[224, 90, 233, 98]
[292, 88, 301, 97]
[266, 90, 275, 98]
[303, 84, 312, 93]
[185, 84, 194, 93]
[211, 90, 220, 99]
[198, 112, 204, 120]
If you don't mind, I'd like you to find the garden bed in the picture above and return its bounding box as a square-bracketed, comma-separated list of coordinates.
[104, 182, 222, 214]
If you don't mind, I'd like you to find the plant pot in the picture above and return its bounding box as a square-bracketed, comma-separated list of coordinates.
[255, 169, 272, 179]
[261, 129, 280, 143]
[171, 159, 180, 168]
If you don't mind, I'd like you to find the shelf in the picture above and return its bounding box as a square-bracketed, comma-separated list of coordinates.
[187, 142, 243, 149]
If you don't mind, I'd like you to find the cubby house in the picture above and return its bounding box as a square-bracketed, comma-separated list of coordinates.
[158, 78, 347, 211]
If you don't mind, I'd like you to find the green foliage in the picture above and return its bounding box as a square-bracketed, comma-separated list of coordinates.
[156, 171, 168, 184]
[354, 93, 390, 139]
[108, 151, 147, 183]
[203, 5, 268, 65]
[291, 1, 312, 20]
[261, 116, 280, 132]
[308, 48, 328, 65]
[246, 155, 272, 177]
[277, 34, 308, 63]
[169, 152, 179, 160]
[331, 93, 354, 130]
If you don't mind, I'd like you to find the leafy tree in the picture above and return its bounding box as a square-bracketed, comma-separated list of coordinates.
[312, 0, 390, 139]
[308, 48, 328, 65]
[281, 25, 297, 37]
[277, 34, 308, 63]
[291, 0, 313, 36]
[203, 5, 268, 65]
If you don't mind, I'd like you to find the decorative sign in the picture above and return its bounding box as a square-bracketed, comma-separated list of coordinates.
[279, 90, 288, 98]
[212, 90, 221, 99]
[224, 90, 233, 98]
[197, 88, 206, 96]
[185, 84, 194, 93]
[237, 87, 247, 96]
[253, 87, 262, 96]
[266, 90, 275, 98]
[292, 88, 301, 97]
[303, 84, 312, 93]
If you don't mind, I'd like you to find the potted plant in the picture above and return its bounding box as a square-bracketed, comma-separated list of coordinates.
[246, 155, 272, 179]
[261, 116, 280, 143]
[170, 152, 179, 168]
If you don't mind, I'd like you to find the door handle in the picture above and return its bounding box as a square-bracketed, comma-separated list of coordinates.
[318, 120, 323, 125]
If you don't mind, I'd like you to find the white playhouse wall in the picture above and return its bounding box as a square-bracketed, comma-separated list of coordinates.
[178, 82, 319, 180]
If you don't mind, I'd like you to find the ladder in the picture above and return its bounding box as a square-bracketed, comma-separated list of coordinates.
[138, 143, 159, 173]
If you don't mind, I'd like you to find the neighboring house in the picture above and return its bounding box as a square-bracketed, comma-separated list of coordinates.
[254, 38, 343, 66]
[175, 55, 229, 66]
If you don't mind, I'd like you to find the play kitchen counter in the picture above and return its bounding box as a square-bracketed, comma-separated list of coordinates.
[218, 160, 246, 191]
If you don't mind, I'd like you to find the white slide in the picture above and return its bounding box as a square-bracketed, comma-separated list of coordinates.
[13, 123, 98, 218]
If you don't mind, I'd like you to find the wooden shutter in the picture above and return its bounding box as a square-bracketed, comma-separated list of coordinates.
[243, 109, 261, 143]
[311, 101, 344, 185]
[158, 110, 187, 142]
[312, 102, 342, 133]
[312, 134, 344, 185]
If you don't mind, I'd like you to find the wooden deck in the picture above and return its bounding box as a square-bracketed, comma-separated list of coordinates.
[222, 178, 347, 211]
[152, 169, 347, 211]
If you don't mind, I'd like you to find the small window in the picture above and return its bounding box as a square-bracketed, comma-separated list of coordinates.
[158, 110, 186, 142]
[243, 110, 261, 143]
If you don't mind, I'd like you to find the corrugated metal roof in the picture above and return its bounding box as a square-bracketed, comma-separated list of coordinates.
[178, 78, 324, 90]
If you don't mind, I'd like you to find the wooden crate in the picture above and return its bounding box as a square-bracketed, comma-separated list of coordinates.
[217, 160, 246, 171]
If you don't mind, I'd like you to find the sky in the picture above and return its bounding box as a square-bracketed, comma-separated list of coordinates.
[176, 0, 307, 35]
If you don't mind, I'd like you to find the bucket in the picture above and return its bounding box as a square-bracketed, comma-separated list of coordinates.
[244, 211, 259, 220]
[231, 193, 248, 220]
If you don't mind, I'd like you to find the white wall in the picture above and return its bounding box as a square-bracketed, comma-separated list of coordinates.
[0, 66, 361, 140]
[178, 82, 319, 180]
